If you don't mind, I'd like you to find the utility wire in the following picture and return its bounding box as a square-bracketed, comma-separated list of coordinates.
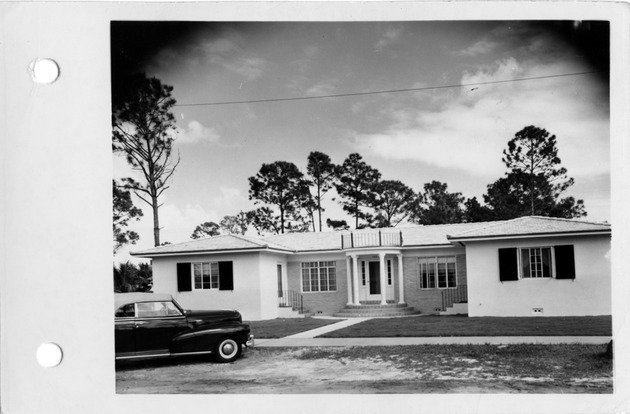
[174, 71, 601, 108]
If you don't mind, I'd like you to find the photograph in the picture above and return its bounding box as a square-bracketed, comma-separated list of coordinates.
[111, 20, 613, 394]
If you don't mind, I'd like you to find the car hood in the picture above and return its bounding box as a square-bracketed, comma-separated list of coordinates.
[187, 309, 242, 324]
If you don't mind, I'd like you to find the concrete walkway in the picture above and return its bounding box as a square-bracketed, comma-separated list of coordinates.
[255, 317, 611, 347]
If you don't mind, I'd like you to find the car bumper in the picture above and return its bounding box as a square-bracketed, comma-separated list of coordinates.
[246, 334, 255, 348]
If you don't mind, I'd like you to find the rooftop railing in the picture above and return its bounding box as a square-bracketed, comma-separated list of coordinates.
[341, 230, 403, 249]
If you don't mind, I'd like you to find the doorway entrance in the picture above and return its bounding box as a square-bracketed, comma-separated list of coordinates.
[358, 259, 395, 303]
[368, 262, 381, 295]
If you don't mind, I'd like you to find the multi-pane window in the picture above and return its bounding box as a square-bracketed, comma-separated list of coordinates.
[420, 256, 457, 289]
[420, 258, 436, 288]
[498, 245, 575, 282]
[302, 261, 337, 292]
[361, 261, 366, 286]
[520, 247, 552, 278]
[387, 260, 393, 285]
[193, 262, 220, 290]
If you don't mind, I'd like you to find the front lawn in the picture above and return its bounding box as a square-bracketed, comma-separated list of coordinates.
[245, 317, 342, 338]
[117, 344, 613, 393]
[319, 315, 612, 338]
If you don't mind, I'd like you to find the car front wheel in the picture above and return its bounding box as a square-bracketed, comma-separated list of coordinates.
[214, 337, 242, 363]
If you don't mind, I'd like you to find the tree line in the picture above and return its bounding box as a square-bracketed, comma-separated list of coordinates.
[112, 74, 586, 251]
[190, 125, 585, 239]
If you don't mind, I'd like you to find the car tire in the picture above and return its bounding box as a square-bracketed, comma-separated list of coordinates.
[214, 337, 242, 363]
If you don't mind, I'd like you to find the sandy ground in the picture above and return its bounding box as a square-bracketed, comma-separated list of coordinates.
[116, 347, 612, 394]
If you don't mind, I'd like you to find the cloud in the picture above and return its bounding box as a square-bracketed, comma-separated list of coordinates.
[293, 45, 320, 73]
[353, 58, 609, 179]
[306, 80, 337, 96]
[195, 30, 268, 81]
[216, 186, 244, 207]
[454, 39, 499, 56]
[375, 25, 404, 51]
[173, 120, 221, 145]
[223, 57, 267, 81]
[159, 203, 218, 243]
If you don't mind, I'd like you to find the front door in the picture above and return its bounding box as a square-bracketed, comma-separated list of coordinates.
[358, 260, 386, 302]
[368, 262, 381, 295]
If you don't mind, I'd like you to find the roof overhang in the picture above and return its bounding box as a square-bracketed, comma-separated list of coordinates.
[447, 229, 611, 243]
[130, 246, 295, 258]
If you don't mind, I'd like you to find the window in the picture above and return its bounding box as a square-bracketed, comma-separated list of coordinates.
[302, 261, 337, 292]
[136, 301, 183, 318]
[193, 262, 220, 290]
[420, 256, 457, 289]
[387, 259, 393, 285]
[115, 303, 134, 318]
[361, 261, 366, 286]
[176, 261, 234, 292]
[498, 245, 575, 281]
[520, 247, 552, 278]
[277, 264, 283, 298]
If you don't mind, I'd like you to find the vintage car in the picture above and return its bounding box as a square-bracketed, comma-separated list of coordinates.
[114, 292, 254, 363]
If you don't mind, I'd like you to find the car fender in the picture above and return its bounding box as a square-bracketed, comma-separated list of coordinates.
[170, 324, 249, 353]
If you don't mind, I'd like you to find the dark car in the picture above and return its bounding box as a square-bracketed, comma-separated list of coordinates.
[115, 292, 254, 363]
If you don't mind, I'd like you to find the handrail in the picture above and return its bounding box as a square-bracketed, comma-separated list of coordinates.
[441, 285, 468, 311]
[278, 290, 303, 314]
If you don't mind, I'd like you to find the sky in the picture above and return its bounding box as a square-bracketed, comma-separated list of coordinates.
[111, 21, 610, 263]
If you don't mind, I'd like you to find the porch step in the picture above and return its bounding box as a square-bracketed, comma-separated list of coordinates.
[277, 306, 305, 318]
[333, 302, 421, 318]
[439, 302, 468, 316]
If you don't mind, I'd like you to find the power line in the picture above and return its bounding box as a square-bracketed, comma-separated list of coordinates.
[174, 71, 601, 108]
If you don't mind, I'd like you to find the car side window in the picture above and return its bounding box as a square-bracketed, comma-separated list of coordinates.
[163, 301, 183, 316]
[115, 303, 135, 318]
[136, 301, 183, 318]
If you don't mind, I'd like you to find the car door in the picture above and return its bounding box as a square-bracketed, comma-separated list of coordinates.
[114, 303, 136, 357]
[134, 301, 190, 356]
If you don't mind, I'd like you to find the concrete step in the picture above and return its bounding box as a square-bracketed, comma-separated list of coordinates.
[439, 302, 468, 316]
[344, 303, 412, 309]
[333, 303, 421, 318]
[277, 306, 305, 318]
[333, 311, 422, 318]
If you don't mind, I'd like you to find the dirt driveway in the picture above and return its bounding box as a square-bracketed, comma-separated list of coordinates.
[116, 345, 612, 394]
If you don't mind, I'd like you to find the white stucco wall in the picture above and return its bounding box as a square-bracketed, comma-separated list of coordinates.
[465, 234, 611, 317]
[258, 252, 288, 319]
[150, 251, 286, 320]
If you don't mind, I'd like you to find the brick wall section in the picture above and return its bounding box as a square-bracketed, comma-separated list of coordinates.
[287, 259, 349, 316]
[286, 254, 467, 315]
[403, 254, 467, 314]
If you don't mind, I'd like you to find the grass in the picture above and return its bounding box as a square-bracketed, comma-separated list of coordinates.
[320, 315, 612, 338]
[244, 317, 343, 338]
[245, 315, 611, 338]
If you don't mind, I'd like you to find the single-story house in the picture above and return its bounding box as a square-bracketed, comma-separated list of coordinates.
[130, 216, 611, 321]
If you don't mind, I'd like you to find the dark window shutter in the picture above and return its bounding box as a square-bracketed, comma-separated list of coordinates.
[554, 245, 576, 279]
[177, 263, 192, 292]
[218, 261, 234, 291]
[498, 248, 519, 281]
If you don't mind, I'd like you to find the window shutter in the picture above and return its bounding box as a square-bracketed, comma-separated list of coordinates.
[498, 248, 519, 281]
[177, 263, 192, 292]
[218, 261, 234, 290]
[554, 245, 576, 279]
